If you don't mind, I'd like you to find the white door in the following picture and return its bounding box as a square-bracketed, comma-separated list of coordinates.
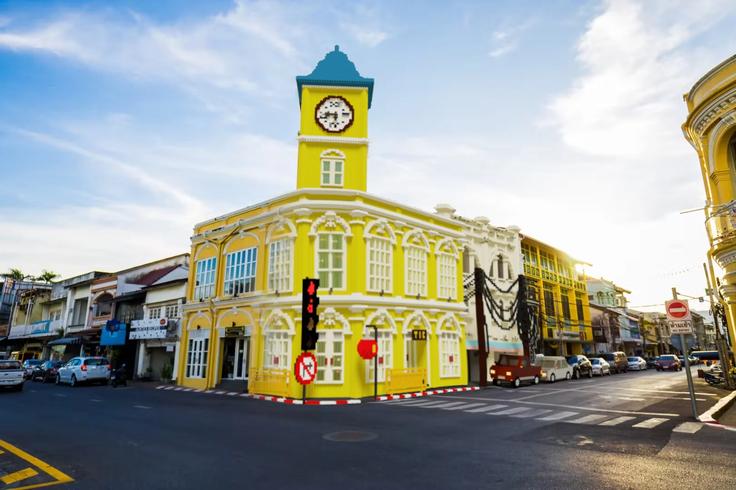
[234, 338, 250, 380]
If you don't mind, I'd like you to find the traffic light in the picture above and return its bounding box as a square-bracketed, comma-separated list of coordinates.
[301, 277, 320, 350]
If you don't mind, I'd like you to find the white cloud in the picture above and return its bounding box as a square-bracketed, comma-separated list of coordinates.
[340, 22, 389, 47]
[488, 19, 534, 58]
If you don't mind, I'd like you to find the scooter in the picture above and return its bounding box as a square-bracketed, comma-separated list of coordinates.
[111, 364, 127, 388]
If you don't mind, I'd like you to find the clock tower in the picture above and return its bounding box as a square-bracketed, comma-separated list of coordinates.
[295, 46, 374, 192]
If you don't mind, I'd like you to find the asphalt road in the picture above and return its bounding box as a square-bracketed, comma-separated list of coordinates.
[2, 368, 735, 489]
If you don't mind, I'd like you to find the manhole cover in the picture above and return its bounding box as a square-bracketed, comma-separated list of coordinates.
[323, 431, 378, 442]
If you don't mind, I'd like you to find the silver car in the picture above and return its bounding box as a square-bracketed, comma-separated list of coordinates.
[627, 356, 647, 371]
[56, 357, 111, 386]
[590, 357, 611, 376]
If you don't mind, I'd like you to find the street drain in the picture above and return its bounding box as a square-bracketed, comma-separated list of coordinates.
[323, 431, 378, 442]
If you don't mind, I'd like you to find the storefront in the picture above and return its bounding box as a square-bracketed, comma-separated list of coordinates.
[130, 318, 179, 381]
[218, 325, 252, 389]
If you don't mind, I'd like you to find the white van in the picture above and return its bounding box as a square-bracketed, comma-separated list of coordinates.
[539, 356, 573, 383]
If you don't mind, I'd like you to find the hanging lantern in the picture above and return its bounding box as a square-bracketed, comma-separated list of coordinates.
[357, 339, 378, 360]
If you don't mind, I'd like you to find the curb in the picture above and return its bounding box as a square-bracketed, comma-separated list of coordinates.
[155, 385, 362, 405]
[699, 389, 736, 431]
[375, 386, 479, 401]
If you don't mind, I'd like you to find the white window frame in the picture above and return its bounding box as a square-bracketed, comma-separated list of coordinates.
[316, 232, 346, 290]
[164, 304, 180, 319]
[321, 154, 344, 187]
[263, 330, 291, 370]
[367, 236, 392, 293]
[315, 330, 344, 384]
[366, 330, 393, 383]
[194, 257, 217, 300]
[268, 238, 293, 293]
[186, 337, 209, 378]
[148, 306, 162, 320]
[224, 247, 257, 296]
[405, 246, 427, 297]
[437, 252, 457, 300]
[439, 329, 460, 378]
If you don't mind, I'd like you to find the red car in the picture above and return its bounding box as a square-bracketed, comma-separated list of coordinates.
[655, 355, 682, 371]
[490, 355, 542, 388]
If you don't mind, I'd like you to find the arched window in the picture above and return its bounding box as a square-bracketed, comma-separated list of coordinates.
[315, 308, 350, 384]
[403, 230, 429, 297]
[320, 149, 345, 188]
[438, 315, 461, 378]
[311, 212, 350, 291]
[266, 218, 296, 293]
[365, 219, 396, 293]
[364, 310, 397, 383]
[436, 238, 458, 300]
[262, 311, 293, 370]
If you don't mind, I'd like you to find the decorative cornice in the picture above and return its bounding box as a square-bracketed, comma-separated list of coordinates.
[692, 86, 736, 136]
[297, 135, 369, 145]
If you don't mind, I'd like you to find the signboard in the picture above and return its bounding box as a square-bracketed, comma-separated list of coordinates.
[130, 318, 169, 340]
[100, 320, 127, 346]
[665, 299, 693, 335]
[294, 352, 318, 385]
[411, 329, 427, 341]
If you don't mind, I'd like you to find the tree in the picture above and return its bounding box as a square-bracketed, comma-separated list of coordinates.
[36, 270, 59, 283]
[3, 268, 32, 281]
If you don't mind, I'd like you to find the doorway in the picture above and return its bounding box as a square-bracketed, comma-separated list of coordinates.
[222, 337, 250, 380]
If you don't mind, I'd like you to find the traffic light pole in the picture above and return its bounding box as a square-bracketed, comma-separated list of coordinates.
[673, 288, 699, 420]
[368, 324, 378, 399]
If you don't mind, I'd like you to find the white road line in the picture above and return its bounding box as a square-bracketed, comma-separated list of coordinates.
[174, 387, 183, 391]
[464, 404, 508, 413]
[400, 400, 451, 408]
[511, 409, 552, 418]
[673, 422, 704, 434]
[489, 407, 532, 416]
[418, 401, 468, 409]
[133, 405, 151, 409]
[392, 399, 438, 407]
[537, 411, 578, 421]
[598, 416, 636, 426]
[227, 392, 238, 396]
[215, 391, 226, 395]
[443, 403, 487, 411]
[164, 386, 175, 390]
[567, 414, 609, 425]
[155, 386, 165, 390]
[632, 417, 669, 429]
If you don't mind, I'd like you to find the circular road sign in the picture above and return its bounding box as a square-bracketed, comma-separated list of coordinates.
[665, 299, 690, 320]
[294, 352, 318, 385]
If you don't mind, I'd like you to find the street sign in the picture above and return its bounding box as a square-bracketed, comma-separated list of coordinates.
[665, 299, 693, 334]
[294, 352, 318, 385]
[411, 329, 427, 341]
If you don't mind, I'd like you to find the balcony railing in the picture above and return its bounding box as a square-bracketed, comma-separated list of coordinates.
[707, 208, 736, 248]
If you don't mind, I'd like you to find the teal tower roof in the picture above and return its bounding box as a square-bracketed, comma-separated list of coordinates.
[296, 45, 375, 107]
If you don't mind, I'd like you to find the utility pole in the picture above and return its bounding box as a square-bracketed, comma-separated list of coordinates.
[673, 287, 699, 420]
[474, 267, 488, 387]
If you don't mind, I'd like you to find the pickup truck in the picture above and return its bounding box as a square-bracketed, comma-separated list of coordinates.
[489, 354, 542, 388]
[0, 359, 25, 391]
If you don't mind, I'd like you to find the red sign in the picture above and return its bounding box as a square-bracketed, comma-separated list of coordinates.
[294, 352, 318, 385]
[357, 339, 378, 360]
[665, 299, 690, 320]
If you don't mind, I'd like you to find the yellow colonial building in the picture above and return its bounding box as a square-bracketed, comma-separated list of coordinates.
[521, 235, 592, 356]
[682, 54, 736, 360]
[177, 46, 468, 398]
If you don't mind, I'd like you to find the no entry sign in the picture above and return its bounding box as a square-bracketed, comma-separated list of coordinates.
[294, 352, 318, 385]
[665, 299, 693, 335]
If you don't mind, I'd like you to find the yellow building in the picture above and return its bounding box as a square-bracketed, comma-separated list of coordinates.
[177, 46, 468, 398]
[682, 54, 736, 359]
[520, 236, 592, 356]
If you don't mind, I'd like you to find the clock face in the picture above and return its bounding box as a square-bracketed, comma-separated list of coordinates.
[315, 96, 354, 133]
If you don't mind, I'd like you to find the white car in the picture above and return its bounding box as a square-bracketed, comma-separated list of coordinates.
[0, 360, 25, 391]
[590, 357, 611, 376]
[56, 357, 111, 387]
[627, 356, 647, 371]
[539, 356, 573, 383]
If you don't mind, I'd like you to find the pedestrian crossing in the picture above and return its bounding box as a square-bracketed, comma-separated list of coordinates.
[385, 398, 679, 430]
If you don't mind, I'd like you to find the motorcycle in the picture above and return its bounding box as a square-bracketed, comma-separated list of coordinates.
[111, 364, 127, 388]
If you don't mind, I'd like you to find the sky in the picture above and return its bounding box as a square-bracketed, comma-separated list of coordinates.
[1, 0, 736, 312]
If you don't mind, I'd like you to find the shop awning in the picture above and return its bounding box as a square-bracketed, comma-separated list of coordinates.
[47, 337, 82, 346]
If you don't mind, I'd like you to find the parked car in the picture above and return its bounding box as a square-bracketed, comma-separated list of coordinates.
[627, 356, 647, 371]
[645, 357, 659, 369]
[0, 359, 25, 391]
[601, 352, 628, 374]
[56, 357, 111, 386]
[590, 357, 611, 376]
[566, 355, 593, 379]
[490, 354, 542, 388]
[656, 354, 682, 371]
[21, 359, 43, 379]
[539, 356, 573, 383]
[31, 360, 64, 383]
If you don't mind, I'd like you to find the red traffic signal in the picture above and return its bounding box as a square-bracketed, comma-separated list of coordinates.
[301, 277, 320, 350]
[357, 338, 378, 360]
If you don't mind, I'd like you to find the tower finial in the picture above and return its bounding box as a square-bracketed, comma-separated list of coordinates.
[334, 44, 340, 52]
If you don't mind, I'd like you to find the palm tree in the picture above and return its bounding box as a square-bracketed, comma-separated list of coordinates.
[3, 268, 32, 281]
[36, 270, 59, 283]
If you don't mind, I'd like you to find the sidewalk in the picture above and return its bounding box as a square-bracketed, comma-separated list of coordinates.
[717, 394, 736, 427]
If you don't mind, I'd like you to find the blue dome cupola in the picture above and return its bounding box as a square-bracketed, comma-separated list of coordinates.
[296, 45, 375, 107]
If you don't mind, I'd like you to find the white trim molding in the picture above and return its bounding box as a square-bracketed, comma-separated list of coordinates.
[309, 211, 353, 237]
[402, 310, 432, 335]
[320, 307, 352, 335]
[364, 308, 398, 333]
[298, 135, 369, 146]
[263, 309, 295, 334]
[364, 218, 397, 244]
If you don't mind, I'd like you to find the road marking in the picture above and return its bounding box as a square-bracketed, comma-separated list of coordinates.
[400, 400, 451, 408]
[433, 394, 679, 417]
[442, 402, 487, 411]
[227, 392, 239, 396]
[1, 467, 39, 485]
[164, 386, 175, 390]
[215, 391, 226, 395]
[90, 399, 102, 402]
[488, 407, 531, 416]
[174, 387, 183, 391]
[673, 422, 704, 434]
[392, 399, 439, 407]
[598, 416, 636, 426]
[133, 405, 151, 409]
[511, 409, 552, 418]
[632, 417, 669, 429]
[0, 438, 74, 488]
[464, 404, 508, 413]
[418, 401, 468, 409]
[567, 414, 609, 425]
[536, 411, 578, 421]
